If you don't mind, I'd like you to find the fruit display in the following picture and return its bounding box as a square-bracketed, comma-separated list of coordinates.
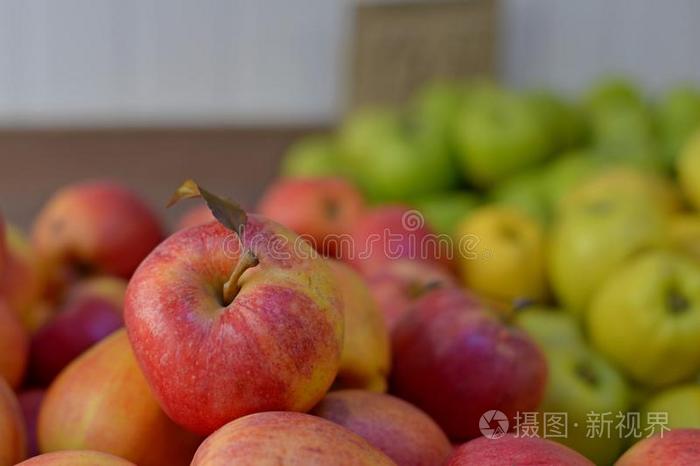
[2, 76, 700, 465]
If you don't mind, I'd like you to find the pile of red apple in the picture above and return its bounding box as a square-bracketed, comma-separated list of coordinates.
[3, 76, 700, 466]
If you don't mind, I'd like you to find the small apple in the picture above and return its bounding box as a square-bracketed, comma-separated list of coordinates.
[313, 389, 452, 466]
[0, 377, 26, 466]
[327, 260, 390, 392]
[454, 206, 547, 305]
[364, 259, 459, 333]
[191, 412, 395, 466]
[448, 434, 594, 466]
[656, 85, 700, 167]
[38, 330, 201, 466]
[16, 451, 135, 466]
[338, 107, 458, 202]
[452, 88, 550, 188]
[125, 181, 343, 435]
[584, 76, 643, 113]
[641, 385, 700, 432]
[588, 250, 700, 387]
[411, 191, 479, 239]
[280, 135, 342, 179]
[677, 130, 700, 209]
[541, 150, 608, 211]
[391, 286, 547, 440]
[258, 177, 365, 258]
[29, 276, 126, 386]
[18, 389, 43, 458]
[524, 89, 588, 152]
[489, 170, 550, 225]
[589, 104, 660, 167]
[347, 205, 449, 274]
[0, 300, 28, 389]
[176, 205, 215, 231]
[616, 429, 700, 466]
[548, 187, 667, 316]
[31, 180, 163, 281]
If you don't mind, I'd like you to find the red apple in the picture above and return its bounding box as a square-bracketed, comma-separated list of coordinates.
[38, 329, 201, 466]
[617, 429, 700, 466]
[391, 287, 547, 440]
[125, 181, 344, 435]
[0, 300, 29, 389]
[32, 180, 163, 281]
[327, 260, 390, 391]
[16, 451, 135, 466]
[176, 205, 215, 230]
[191, 411, 395, 466]
[257, 177, 365, 258]
[29, 276, 126, 386]
[0, 377, 26, 465]
[313, 389, 452, 466]
[448, 434, 594, 465]
[365, 259, 459, 333]
[18, 389, 43, 458]
[347, 205, 449, 274]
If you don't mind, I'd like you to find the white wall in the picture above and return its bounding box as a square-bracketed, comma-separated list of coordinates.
[0, 0, 698, 126]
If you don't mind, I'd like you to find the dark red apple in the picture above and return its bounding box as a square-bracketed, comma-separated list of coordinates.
[18, 389, 44, 458]
[257, 177, 365, 258]
[391, 287, 547, 440]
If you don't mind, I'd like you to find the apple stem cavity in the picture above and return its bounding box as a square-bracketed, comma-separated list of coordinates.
[222, 249, 259, 305]
[168, 179, 260, 304]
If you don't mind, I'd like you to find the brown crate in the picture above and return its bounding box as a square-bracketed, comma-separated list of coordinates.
[350, 0, 498, 109]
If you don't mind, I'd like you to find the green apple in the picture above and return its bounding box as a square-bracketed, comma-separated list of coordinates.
[656, 85, 700, 167]
[548, 192, 667, 316]
[281, 135, 341, 178]
[540, 346, 630, 465]
[677, 130, 700, 209]
[410, 81, 465, 144]
[584, 76, 644, 113]
[489, 170, 550, 225]
[514, 306, 585, 350]
[542, 150, 608, 212]
[588, 250, 700, 387]
[452, 88, 551, 188]
[412, 191, 479, 238]
[338, 107, 458, 202]
[641, 384, 700, 432]
[524, 90, 588, 153]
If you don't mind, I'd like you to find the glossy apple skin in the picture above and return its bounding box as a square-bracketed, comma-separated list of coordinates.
[125, 218, 343, 435]
[365, 259, 458, 333]
[32, 180, 163, 279]
[617, 429, 700, 466]
[448, 434, 594, 466]
[348, 205, 449, 274]
[327, 260, 390, 392]
[18, 389, 44, 458]
[16, 451, 135, 466]
[313, 389, 452, 466]
[29, 294, 123, 386]
[391, 287, 547, 440]
[0, 301, 29, 389]
[191, 411, 395, 466]
[38, 330, 201, 466]
[258, 177, 365, 258]
[176, 205, 215, 230]
[0, 377, 26, 466]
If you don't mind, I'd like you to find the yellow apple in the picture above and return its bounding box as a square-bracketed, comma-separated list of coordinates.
[668, 214, 700, 263]
[455, 206, 546, 304]
[677, 130, 700, 209]
[588, 250, 700, 387]
[641, 384, 700, 432]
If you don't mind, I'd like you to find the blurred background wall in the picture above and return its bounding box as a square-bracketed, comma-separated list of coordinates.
[0, 0, 698, 127]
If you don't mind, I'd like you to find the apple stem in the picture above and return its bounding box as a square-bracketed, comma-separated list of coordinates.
[222, 249, 259, 305]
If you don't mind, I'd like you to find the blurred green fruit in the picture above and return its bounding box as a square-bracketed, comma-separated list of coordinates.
[641, 384, 700, 432]
[584, 76, 644, 113]
[525, 90, 589, 153]
[489, 170, 550, 225]
[453, 88, 551, 188]
[281, 135, 341, 178]
[656, 85, 700, 167]
[338, 107, 458, 202]
[542, 150, 608, 212]
[514, 306, 585, 350]
[412, 191, 479, 238]
[588, 250, 700, 387]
